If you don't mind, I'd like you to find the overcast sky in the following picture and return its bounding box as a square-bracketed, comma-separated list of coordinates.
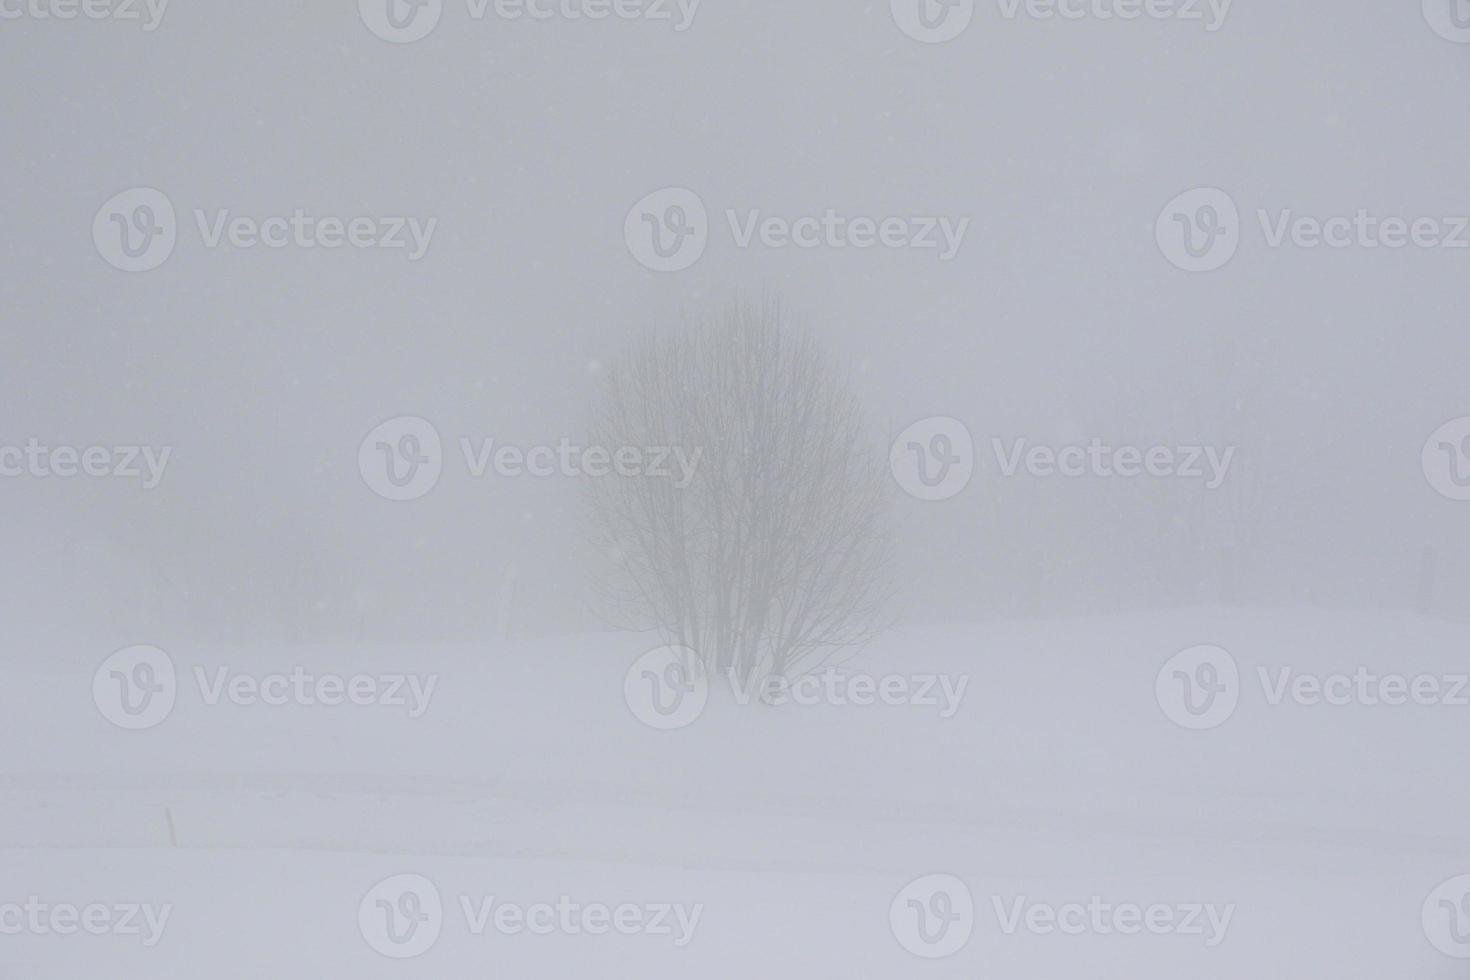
[4, 0, 1469, 648]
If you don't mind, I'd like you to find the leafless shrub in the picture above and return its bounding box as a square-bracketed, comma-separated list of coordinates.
[584, 300, 895, 692]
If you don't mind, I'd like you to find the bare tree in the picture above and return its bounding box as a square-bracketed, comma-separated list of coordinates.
[583, 301, 895, 692]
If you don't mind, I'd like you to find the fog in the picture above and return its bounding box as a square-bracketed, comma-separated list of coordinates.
[7, 3, 1470, 977]
[4, 1, 1467, 651]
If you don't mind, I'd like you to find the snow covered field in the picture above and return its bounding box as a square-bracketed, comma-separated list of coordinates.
[9, 0, 1469, 976]
[3, 605, 1466, 977]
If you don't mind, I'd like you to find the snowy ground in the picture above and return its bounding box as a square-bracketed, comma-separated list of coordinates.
[3, 606, 1467, 977]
